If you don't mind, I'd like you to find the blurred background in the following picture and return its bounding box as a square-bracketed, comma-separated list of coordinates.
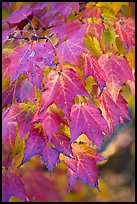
[3, 2, 135, 202]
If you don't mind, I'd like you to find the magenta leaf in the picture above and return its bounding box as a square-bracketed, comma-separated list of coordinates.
[99, 89, 130, 131]
[70, 103, 109, 149]
[41, 147, 60, 174]
[114, 17, 135, 52]
[56, 22, 87, 66]
[8, 41, 55, 87]
[2, 168, 26, 202]
[83, 53, 106, 90]
[3, 4, 32, 24]
[2, 27, 17, 46]
[51, 2, 79, 19]
[23, 125, 60, 173]
[98, 53, 135, 101]
[62, 143, 105, 191]
[22, 169, 62, 202]
[20, 79, 35, 102]
[39, 106, 63, 141]
[51, 132, 73, 157]
[2, 103, 35, 139]
[41, 67, 90, 117]
[22, 126, 48, 164]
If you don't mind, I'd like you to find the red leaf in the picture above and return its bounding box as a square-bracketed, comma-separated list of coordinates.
[86, 18, 105, 41]
[99, 89, 130, 131]
[127, 80, 135, 98]
[2, 120, 17, 146]
[22, 126, 48, 164]
[41, 67, 90, 116]
[2, 103, 35, 139]
[114, 17, 135, 52]
[56, 22, 87, 66]
[83, 53, 106, 90]
[82, 3, 101, 19]
[2, 168, 26, 202]
[51, 2, 79, 18]
[22, 169, 62, 202]
[52, 20, 85, 42]
[51, 132, 73, 157]
[63, 143, 105, 191]
[3, 4, 32, 24]
[41, 147, 60, 174]
[98, 53, 134, 102]
[2, 78, 35, 109]
[20, 79, 35, 102]
[40, 106, 62, 141]
[2, 27, 17, 46]
[23, 125, 59, 173]
[70, 103, 109, 149]
[8, 41, 55, 87]
[67, 167, 78, 192]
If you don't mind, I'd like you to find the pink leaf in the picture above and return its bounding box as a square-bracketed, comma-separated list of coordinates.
[40, 107, 62, 141]
[83, 53, 106, 90]
[114, 17, 135, 52]
[2, 168, 26, 202]
[99, 89, 130, 131]
[2, 103, 34, 139]
[98, 53, 134, 102]
[41, 67, 90, 116]
[51, 132, 73, 157]
[41, 147, 60, 174]
[70, 103, 109, 149]
[9, 41, 55, 87]
[3, 4, 32, 24]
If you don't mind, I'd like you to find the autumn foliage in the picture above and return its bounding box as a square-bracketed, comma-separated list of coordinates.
[2, 2, 135, 202]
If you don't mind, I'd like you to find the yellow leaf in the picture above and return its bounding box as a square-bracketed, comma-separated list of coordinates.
[101, 28, 118, 53]
[2, 77, 10, 92]
[84, 34, 102, 58]
[115, 37, 126, 55]
[9, 196, 24, 202]
[125, 47, 135, 73]
[97, 2, 128, 13]
[11, 134, 25, 168]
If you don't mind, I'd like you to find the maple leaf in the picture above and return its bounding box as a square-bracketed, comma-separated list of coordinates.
[2, 78, 35, 109]
[22, 169, 62, 202]
[86, 18, 105, 42]
[22, 125, 48, 163]
[2, 121, 18, 147]
[41, 67, 90, 116]
[99, 89, 130, 131]
[8, 41, 55, 88]
[83, 53, 106, 91]
[52, 20, 85, 42]
[2, 102, 35, 140]
[41, 147, 60, 174]
[56, 22, 87, 66]
[20, 79, 35, 102]
[2, 27, 17, 46]
[51, 132, 73, 157]
[114, 17, 135, 52]
[22, 125, 59, 173]
[98, 53, 134, 102]
[3, 4, 32, 24]
[127, 80, 135, 98]
[70, 103, 109, 149]
[62, 142, 105, 191]
[2, 168, 26, 202]
[51, 2, 79, 19]
[39, 106, 63, 141]
[82, 3, 102, 19]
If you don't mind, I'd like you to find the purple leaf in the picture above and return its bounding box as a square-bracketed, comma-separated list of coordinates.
[2, 168, 26, 202]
